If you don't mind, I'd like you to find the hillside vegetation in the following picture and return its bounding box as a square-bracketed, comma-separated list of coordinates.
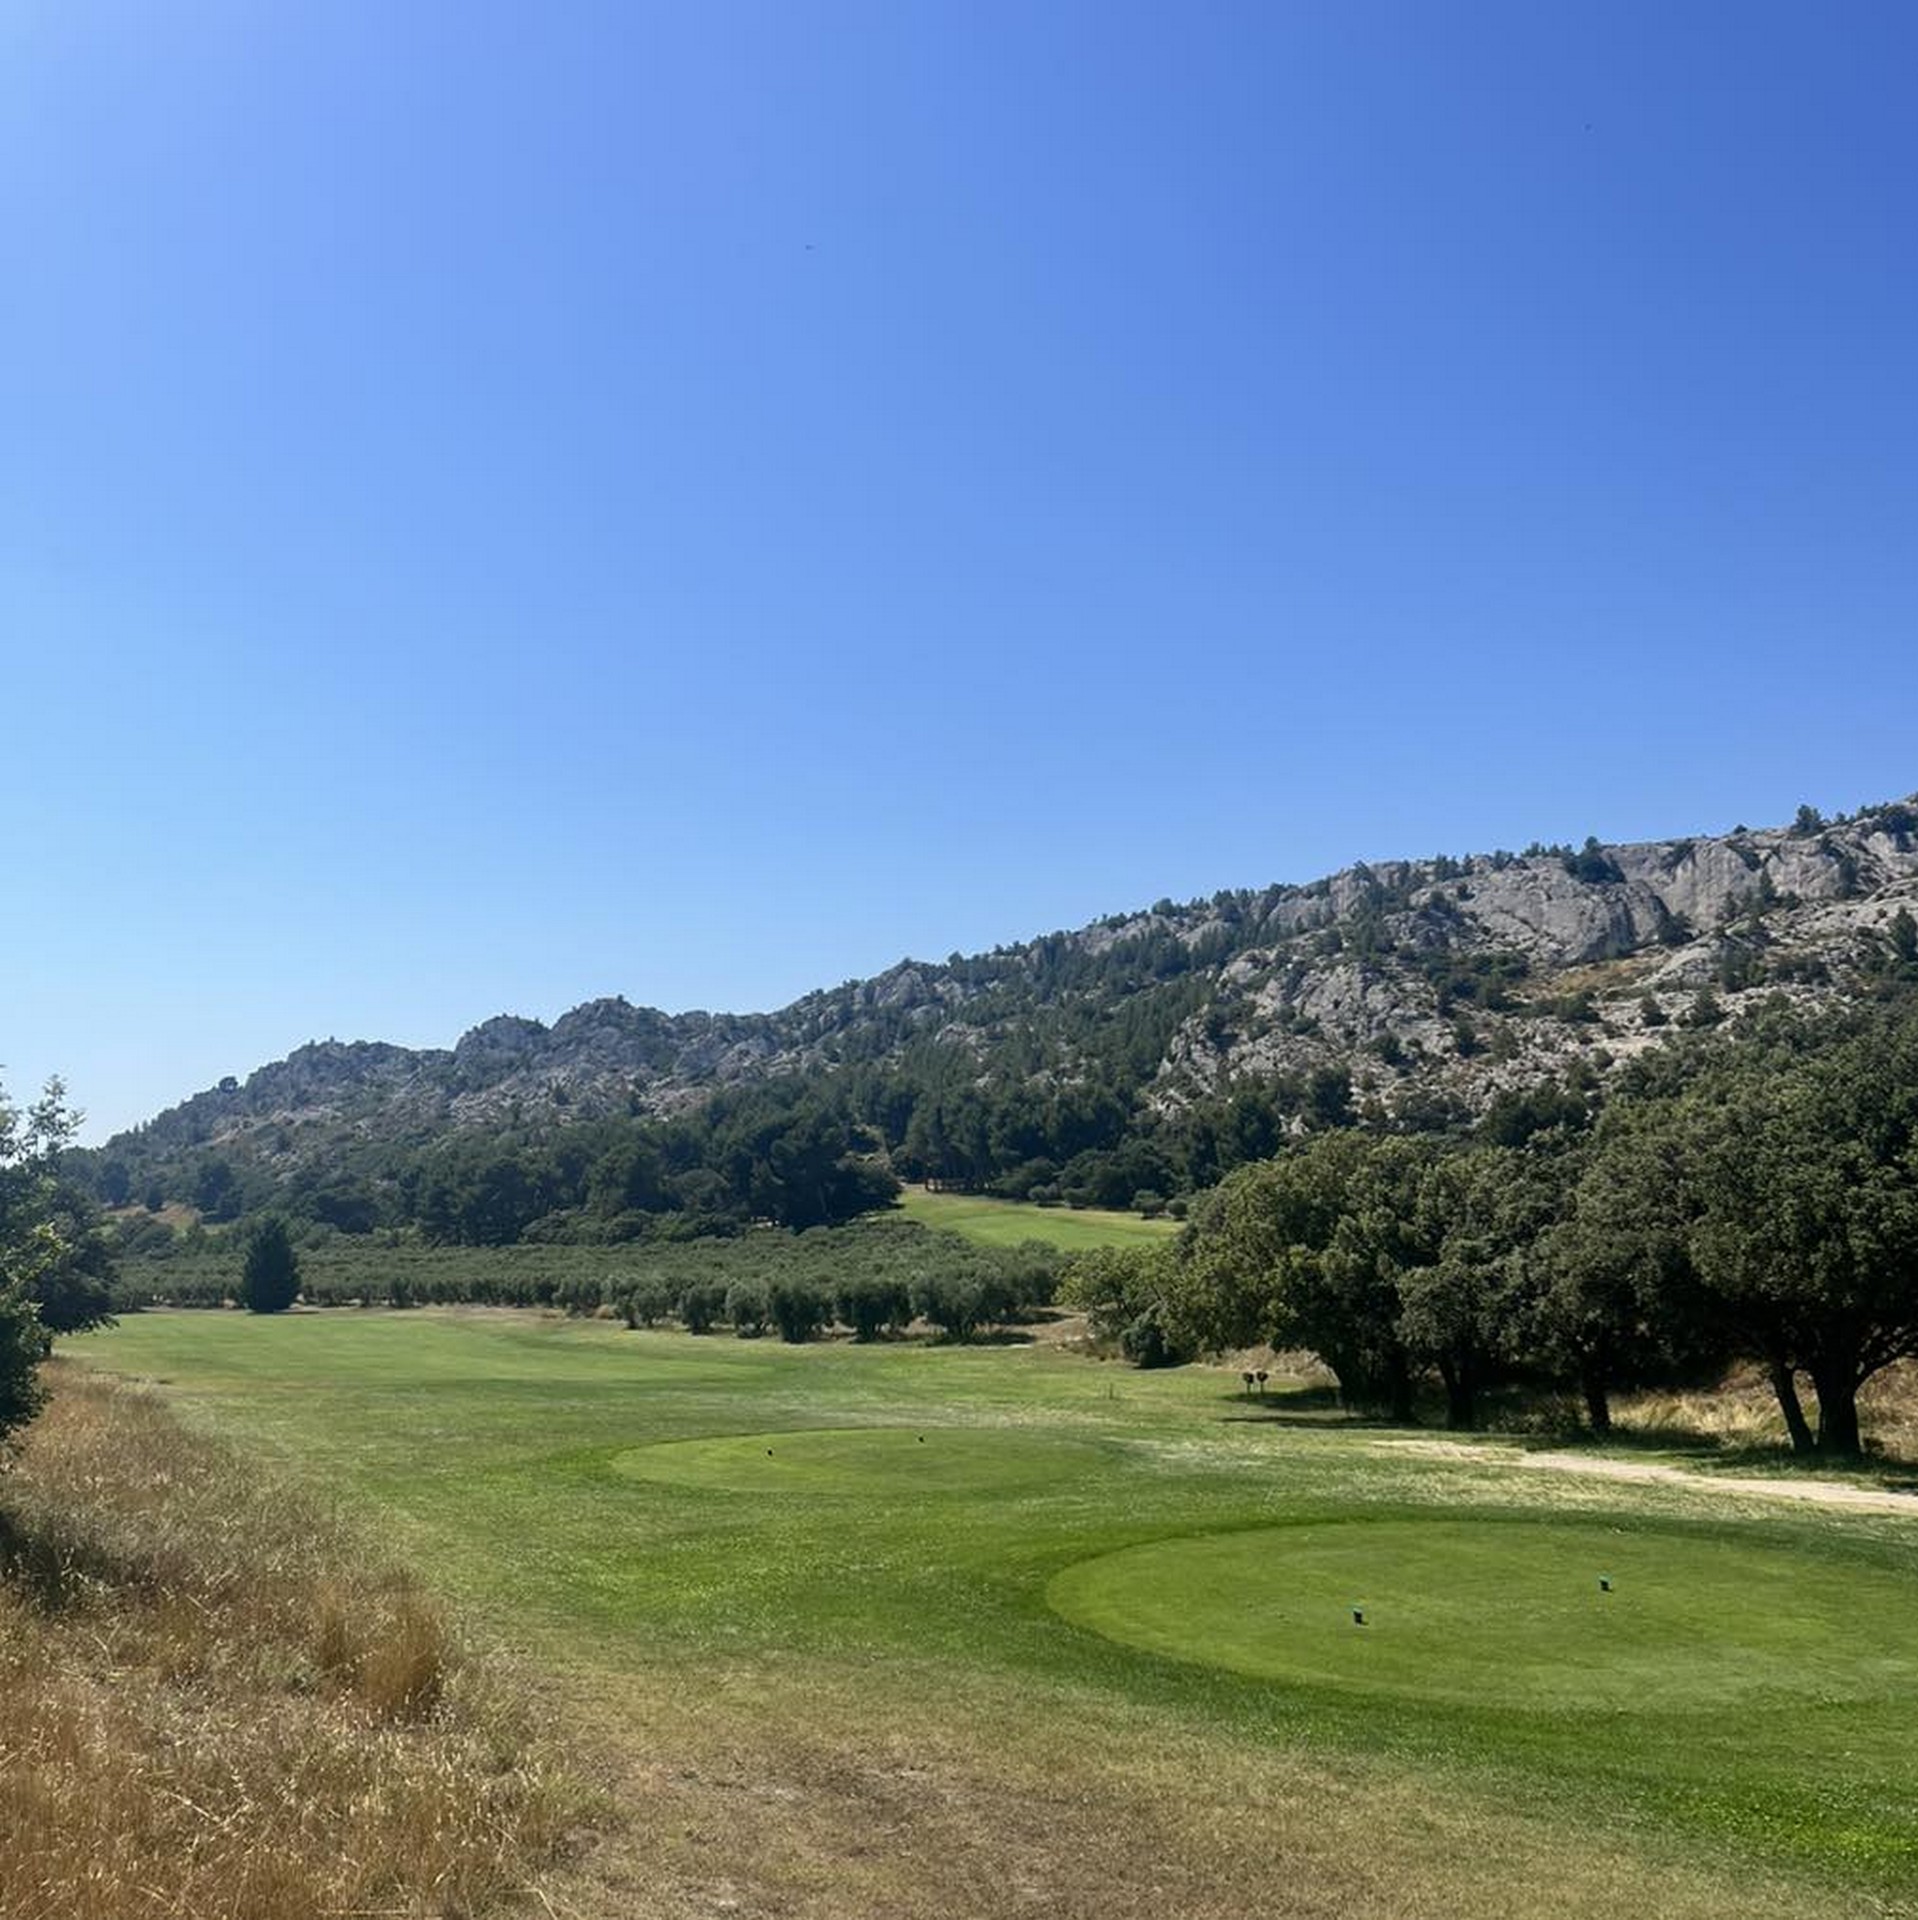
[78, 795, 1918, 1251]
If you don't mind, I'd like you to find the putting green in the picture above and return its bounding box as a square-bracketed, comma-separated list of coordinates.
[611, 1425, 1107, 1497]
[1049, 1518, 1918, 1712]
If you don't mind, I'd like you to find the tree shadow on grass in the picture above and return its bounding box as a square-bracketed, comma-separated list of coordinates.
[1202, 1380, 1918, 1483]
[1217, 1385, 1397, 1430]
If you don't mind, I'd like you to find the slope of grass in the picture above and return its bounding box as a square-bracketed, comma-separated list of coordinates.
[895, 1185, 1180, 1248]
[71, 1308, 1918, 1918]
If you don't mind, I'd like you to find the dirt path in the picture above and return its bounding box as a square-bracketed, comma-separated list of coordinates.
[1370, 1436, 1918, 1518]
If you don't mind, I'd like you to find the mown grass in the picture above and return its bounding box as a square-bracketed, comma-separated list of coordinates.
[895, 1185, 1180, 1248]
[74, 1309, 1918, 1918]
[0, 1361, 580, 1920]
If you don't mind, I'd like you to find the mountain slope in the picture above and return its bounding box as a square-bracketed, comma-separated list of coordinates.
[98, 796, 1918, 1203]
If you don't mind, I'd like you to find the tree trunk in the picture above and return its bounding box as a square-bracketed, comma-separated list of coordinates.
[1579, 1357, 1612, 1437]
[1438, 1356, 1478, 1430]
[1386, 1348, 1416, 1425]
[1808, 1361, 1864, 1458]
[1768, 1361, 1816, 1456]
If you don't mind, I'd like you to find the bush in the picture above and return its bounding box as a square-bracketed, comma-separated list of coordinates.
[553, 1273, 604, 1317]
[725, 1279, 770, 1337]
[0, 1291, 50, 1442]
[1000, 1240, 1063, 1314]
[910, 1271, 985, 1341]
[834, 1276, 911, 1342]
[1120, 1303, 1192, 1369]
[768, 1278, 828, 1344]
[678, 1281, 726, 1334]
[617, 1277, 675, 1328]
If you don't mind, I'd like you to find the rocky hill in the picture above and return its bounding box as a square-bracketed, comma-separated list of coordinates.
[101, 796, 1918, 1187]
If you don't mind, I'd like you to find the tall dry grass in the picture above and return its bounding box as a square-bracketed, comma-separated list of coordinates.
[1609, 1358, 1918, 1462]
[0, 1362, 581, 1920]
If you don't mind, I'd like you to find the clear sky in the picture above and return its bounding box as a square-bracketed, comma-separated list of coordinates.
[4, 1, 1915, 1142]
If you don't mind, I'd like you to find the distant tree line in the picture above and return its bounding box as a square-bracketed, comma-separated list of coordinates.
[95, 1081, 903, 1250]
[1065, 993, 1918, 1457]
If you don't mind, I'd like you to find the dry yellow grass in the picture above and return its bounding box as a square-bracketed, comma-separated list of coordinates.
[0, 1362, 582, 1920]
[539, 1660, 1856, 1920]
[1611, 1358, 1918, 1461]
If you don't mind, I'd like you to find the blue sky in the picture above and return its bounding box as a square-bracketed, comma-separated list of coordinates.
[4, 1, 1915, 1141]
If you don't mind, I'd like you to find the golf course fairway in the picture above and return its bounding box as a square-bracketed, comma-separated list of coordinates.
[65, 1309, 1918, 1918]
[613, 1423, 1109, 1495]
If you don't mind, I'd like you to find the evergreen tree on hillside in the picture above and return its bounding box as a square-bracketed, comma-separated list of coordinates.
[239, 1215, 300, 1314]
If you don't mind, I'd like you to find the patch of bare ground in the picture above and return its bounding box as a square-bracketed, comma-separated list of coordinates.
[533, 1667, 1848, 1920]
[1369, 1362, 1918, 1517]
[0, 1363, 584, 1920]
[1531, 955, 1660, 1003]
[1370, 1435, 1918, 1518]
[1024, 1309, 1092, 1350]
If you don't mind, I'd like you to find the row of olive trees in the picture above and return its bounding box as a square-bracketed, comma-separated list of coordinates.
[131, 1213, 1062, 1343]
[1067, 996, 1918, 1456]
[607, 1251, 1057, 1343]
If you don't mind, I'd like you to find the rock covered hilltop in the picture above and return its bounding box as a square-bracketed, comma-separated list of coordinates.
[107, 796, 1918, 1172]
[1155, 803, 1918, 1115]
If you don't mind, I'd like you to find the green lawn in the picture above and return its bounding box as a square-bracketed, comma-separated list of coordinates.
[67, 1309, 1918, 1917]
[895, 1184, 1180, 1248]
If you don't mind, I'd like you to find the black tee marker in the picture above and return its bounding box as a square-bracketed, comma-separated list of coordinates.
[1351, 1606, 1365, 1626]
[1599, 1575, 1612, 1592]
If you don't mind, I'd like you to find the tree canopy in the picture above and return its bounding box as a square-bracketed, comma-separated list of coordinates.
[239, 1215, 301, 1314]
[0, 1079, 112, 1445]
[1160, 994, 1918, 1454]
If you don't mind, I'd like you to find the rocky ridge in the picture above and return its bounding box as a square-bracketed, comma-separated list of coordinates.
[106, 797, 1918, 1167]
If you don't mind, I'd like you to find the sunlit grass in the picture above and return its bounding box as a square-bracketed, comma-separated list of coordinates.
[70, 1308, 1918, 1916]
[895, 1184, 1180, 1248]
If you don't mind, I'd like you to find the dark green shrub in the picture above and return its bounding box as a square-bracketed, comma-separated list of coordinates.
[725, 1279, 770, 1337]
[1120, 1303, 1192, 1369]
[834, 1276, 910, 1342]
[678, 1281, 726, 1334]
[618, 1277, 675, 1328]
[768, 1278, 828, 1343]
[910, 1271, 985, 1341]
[553, 1274, 604, 1316]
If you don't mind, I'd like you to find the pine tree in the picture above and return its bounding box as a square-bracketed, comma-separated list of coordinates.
[240, 1215, 300, 1313]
